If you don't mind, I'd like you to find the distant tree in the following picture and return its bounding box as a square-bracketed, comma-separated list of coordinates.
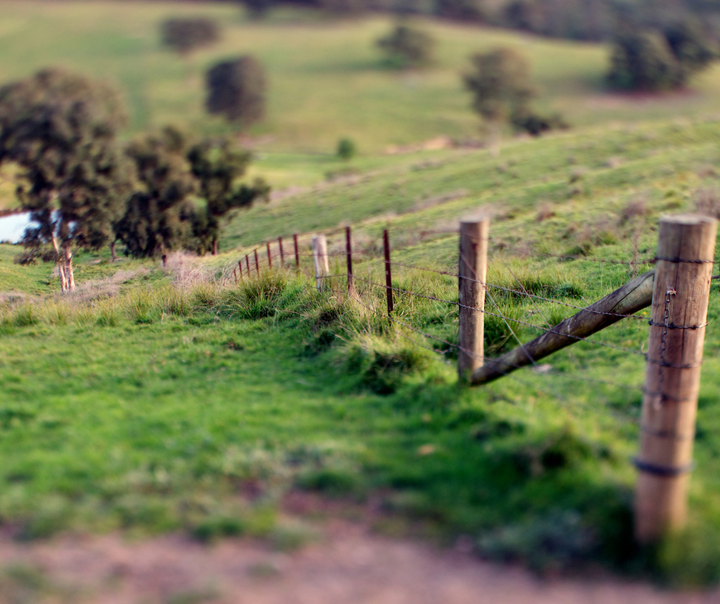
[187, 137, 269, 255]
[205, 57, 267, 131]
[503, 0, 542, 32]
[0, 69, 133, 292]
[115, 128, 197, 259]
[238, 0, 275, 18]
[607, 30, 682, 91]
[663, 19, 716, 82]
[435, 0, 485, 22]
[336, 137, 357, 160]
[318, 0, 367, 14]
[463, 48, 537, 150]
[376, 23, 436, 68]
[161, 17, 220, 58]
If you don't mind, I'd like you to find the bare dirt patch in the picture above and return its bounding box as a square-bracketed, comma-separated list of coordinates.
[0, 518, 717, 604]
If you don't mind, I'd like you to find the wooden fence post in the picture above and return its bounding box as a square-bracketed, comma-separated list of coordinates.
[267, 242, 273, 270]
[279, 237, 285, 268]
[312, 235, 329, 291]
[238, 260, 243, 280]
[383, 229, 393, 316]
[635, 214, 717, 543]
[458, 219, 489, 382]
[245, 255, 250, 277]
[346, 226, 354, 296]
[294, 234, 300, 270]
[254, 249, 259, 275]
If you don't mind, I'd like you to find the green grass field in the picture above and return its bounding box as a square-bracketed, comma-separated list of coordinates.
[4, 0, 720, 586]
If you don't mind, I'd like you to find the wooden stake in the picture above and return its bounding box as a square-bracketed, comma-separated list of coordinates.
[312, 235, 329, 291]
[267, 241, 272, 270]
[279, 237, 285, 267]
[635, 214, 717, 543]
[383, 229, 393, 316]
[238, 260, 243, 280]
[346, 226, 354, 296]
[458, 219, 489, 382]
[293, 234, 300, 270]
[233, 267, 238, 283]
[245, 255, 250, 276]
[254, 249, 259, 274]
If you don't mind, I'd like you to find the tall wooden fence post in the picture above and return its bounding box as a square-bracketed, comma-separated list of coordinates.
[238, 260, 243, 280]
[635, 214, 717, 543]
[383, 229, 393, 316]
[293, 234, 300, 271]
[346, 226, 354, 296]
[267, 242, 273, 270]
[458, 219, 490, 382]
[254, 249, 259, 275]
[279, 237, 285, 268]
[312, 235, 329, 291]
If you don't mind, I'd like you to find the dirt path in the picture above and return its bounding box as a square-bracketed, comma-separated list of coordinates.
[1, 519, 719, 604]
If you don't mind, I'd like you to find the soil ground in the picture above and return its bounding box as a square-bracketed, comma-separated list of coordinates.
[1, 517, 719, 604]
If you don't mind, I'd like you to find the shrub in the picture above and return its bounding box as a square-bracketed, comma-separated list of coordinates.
[336, 137, 357, 160]
[376, 23, 436, 68]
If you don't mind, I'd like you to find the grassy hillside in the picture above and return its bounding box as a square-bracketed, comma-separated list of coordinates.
[1, 0, 720, 157]
[3, 110, 720, 581]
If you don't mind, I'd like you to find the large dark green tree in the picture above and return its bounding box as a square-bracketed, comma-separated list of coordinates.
[205, 57, 267, 131]
[115, 128, 197, 259]
[187, 137, 269, 255]
[607, 21, 716, 91]
[0, 68, 133, 292]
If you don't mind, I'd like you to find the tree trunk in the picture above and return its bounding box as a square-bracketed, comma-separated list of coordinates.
[52, 233, 68, 293]
[110, 241, 117, 263]
[64, 248, 76, 292]
[212, 239, 218, 256]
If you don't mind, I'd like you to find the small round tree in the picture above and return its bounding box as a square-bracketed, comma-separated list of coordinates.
[161, 17, 220, 58]
[376, 24, 435, 68]
[463, 48, 536, 151]
[336, 137, 357, 160]
[0, 69, 133, 292]
[205, 57, 267, 131]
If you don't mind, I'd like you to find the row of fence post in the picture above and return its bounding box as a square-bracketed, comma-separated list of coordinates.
[236, 214, 715, 545]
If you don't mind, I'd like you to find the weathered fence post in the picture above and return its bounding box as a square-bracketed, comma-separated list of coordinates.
[245, 255, 250, 277]
[279, 237, 285, 268]
[458, 219, 489, 382]
[267, 242, 273, 270]
[294, 234, 300, 271]
[346, 226, 354, 296]
[383, 229, 393, 316]
[233, 267, 238, 283]
[312, 235, 329, 291]
[238, 260, 243, 280]
[635, 214, 717, 543]
[254, 249, 260, 275]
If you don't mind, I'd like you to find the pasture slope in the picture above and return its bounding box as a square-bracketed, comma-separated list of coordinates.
[3, 0, 720, 595]
[3, 113, 720, 588]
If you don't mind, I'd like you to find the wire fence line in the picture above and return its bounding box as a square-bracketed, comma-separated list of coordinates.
[231, 225, 667, 416]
